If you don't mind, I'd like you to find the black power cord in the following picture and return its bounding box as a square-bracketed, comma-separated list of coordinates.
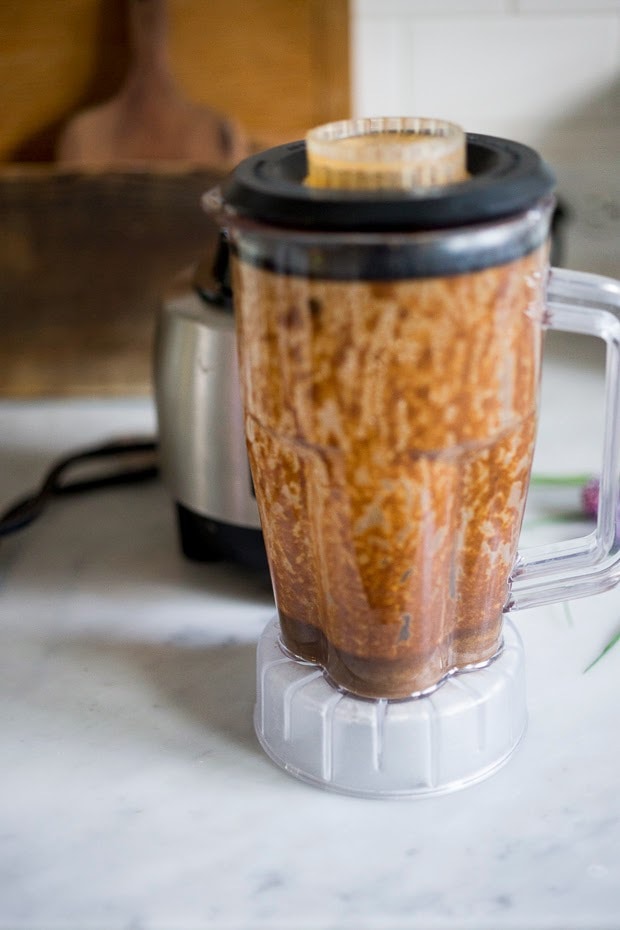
[0, 438, 159, 539]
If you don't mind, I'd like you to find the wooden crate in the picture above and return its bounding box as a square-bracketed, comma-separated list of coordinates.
[0, 167, 220, 396]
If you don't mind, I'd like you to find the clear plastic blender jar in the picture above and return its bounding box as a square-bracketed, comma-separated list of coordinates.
[207, 118, 620, 797]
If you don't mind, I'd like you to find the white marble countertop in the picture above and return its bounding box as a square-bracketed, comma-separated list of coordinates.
[1, 333, 619, 930]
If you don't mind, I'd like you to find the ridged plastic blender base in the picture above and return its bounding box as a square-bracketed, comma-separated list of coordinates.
[254, 617, 527, 798]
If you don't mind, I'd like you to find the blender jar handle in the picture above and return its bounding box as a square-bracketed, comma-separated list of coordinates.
[508, 266, 620, 612]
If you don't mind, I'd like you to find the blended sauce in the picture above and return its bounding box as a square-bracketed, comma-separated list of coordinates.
[233, 248, 547, 698]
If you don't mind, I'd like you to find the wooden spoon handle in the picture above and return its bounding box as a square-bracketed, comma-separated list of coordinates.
[128, 0, 170, 77]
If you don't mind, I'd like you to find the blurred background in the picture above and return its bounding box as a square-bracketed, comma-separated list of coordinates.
[353, 0, 620, 282]
[0, 0, 618, 398]
[0, 0, 349, 398]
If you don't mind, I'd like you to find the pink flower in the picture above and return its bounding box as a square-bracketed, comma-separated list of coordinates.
[581, 477, 620, 542]
[582, 477, 600, 519]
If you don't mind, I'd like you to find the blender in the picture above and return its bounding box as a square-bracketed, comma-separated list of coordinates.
[207, 117, 620, 797]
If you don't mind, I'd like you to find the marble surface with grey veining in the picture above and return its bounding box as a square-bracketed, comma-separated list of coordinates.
[1, 340, 619, 930]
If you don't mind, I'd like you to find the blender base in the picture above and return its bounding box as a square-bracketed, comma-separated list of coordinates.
[254, 617, 527, 798]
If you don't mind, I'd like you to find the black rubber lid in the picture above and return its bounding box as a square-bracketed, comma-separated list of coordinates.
[220, 133, 556, 232]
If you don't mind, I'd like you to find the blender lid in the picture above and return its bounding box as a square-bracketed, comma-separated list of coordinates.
[220, 133, 556, 232]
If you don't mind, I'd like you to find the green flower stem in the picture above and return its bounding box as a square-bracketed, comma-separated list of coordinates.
[530, 474, 592, 488]
[585, 629, 620, 673]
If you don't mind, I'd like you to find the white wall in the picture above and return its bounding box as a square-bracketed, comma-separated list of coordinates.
[351, 0, 620, 277]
